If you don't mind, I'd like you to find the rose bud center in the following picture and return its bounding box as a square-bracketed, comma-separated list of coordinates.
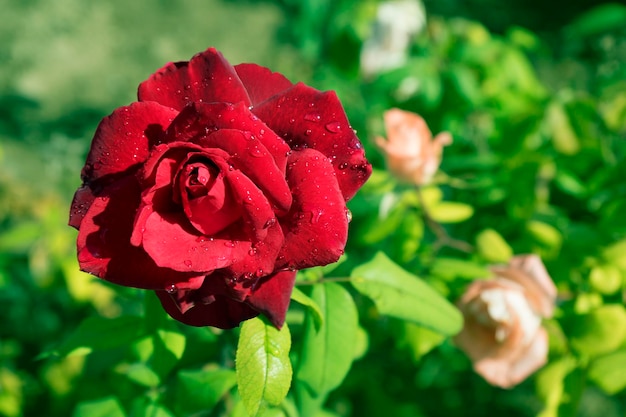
[177, 157, 242, 236]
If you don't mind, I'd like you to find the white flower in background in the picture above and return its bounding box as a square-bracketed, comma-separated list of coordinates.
[454, 255, 557, 388]
[360, 0, 426, 78]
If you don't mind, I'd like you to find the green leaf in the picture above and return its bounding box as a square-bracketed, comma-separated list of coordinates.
[476, 229, 512, 263]
[72, 397, 126, 417]
[568, 305, 626, 357]
[296, 282, 359, 416]
[290, 287, 323, 331]
[545, 101, 580, 155]
[350, 252, 462, 336]
[151, 329, 186, 378]
[429, 257, 491, 281]
[53, 315, 147, 357]
[589, 265, 622, 295]
[428, 201, 474, 223]
[116, 363, 160, 387]
[236, 317, 292, 417]
[589, 350, 626, 394]
[297, 283, 358, 395]
[176, 368, 237, 415]
[130, 398, 175, 417]
[398, 323, 445, 362]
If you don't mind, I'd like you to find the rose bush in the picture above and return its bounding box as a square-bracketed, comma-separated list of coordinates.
[69, 47, 371, 329]
[454, 254, 557, 388]
[376, 108, 451, 185]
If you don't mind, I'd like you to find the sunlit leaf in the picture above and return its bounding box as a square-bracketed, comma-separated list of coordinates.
[236, 317, 292, 417]
[351, 252, 462, 335]
[589, 350, 626, 394]
[297, 283, 358, 395]
[290, 286, 323, 331]
[568, 305, 626, 357]
[72, 397, 126, 417]
[476, 229, 512, 263]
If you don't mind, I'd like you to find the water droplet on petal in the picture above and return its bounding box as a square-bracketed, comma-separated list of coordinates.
[264, 218, 277, 228]
[248, 248, 257, 256]
[310, 208, 323, 224]
[345, 208, 353, 223]
[338, 162, 349, 170]
[304, 129, 312, 136]
[166, 284, 177, 294]
[249, 146, 263, 158]
[325, 121, 341, 133]
[224, 240, 236, 248]
[184, 260, 193, 268]
[304, 112, 321, 122]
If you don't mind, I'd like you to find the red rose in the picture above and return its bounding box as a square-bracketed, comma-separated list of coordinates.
[69, 48, 371, 329]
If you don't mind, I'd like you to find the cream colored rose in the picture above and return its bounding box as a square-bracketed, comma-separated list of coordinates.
[376, 109, 452, 185]
[454, 254, 557, 388]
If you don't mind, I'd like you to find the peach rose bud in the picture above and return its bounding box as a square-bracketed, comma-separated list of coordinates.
[454, 254, 557, 388]
[376, 108, 452, 185]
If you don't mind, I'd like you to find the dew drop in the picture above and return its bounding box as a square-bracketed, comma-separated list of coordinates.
[304, 112, 321, 122]
[248, 248, 257, 256]
[338, 162, 349, 170]
[345, 208, 353, 223]
[166, 284, 177, 294]
[183, 260, 193, 268]
[249, 146, 263, 158]
[264, 218, 277, 228]
[224, 240, 236, 248]
[289, 118, 295, 124]
[304, 129, 312, 136]
[325, 121, 341, 133]
[310, 208, 323, 224]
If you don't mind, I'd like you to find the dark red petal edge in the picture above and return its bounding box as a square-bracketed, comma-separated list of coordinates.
[82, 101, 178, 185]
[276, 148, 348, 270]
[234, 63, 293, 107]
[245, 270, 297, 328]
[76, 176, 204, 290]
[252, 82, 372, 201]
[138, 47, 251, 111]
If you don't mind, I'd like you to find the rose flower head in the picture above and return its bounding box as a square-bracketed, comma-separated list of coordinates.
[454, 254, 557, 388]
[69, 47, 371, 329]
[376, 108, 451, 185]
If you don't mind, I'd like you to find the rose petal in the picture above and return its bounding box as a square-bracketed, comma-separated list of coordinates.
[69, 185, 96, 229]
[166, 101, 291, 176]
[223, 222, 284, 285]
[156, 273, 259, 329]
[131, 143, 232, 245]
[276, 149, 348, 270]
[77, 176, 203, 289]
[245, 270, 296, 329]
[138, 47, 251, 111]
[141, 211, 242, 272]
[198, 128, 292, 215]
[82, 101, 178, 185]
[252, 82, 371, 200]
[474, 328, 549, 388]
[222, 167, 277, 242]
[180, 164, 242, 236]
[234, 63, 293, 106]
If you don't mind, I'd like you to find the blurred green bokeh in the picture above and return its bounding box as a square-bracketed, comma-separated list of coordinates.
[1, 0, 626, 416]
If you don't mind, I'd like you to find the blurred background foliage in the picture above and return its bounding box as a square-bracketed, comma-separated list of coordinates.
[1, 0, 626, 416]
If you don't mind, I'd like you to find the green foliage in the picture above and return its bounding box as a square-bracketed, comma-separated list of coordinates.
[296, 282, 359, 415]
[351, 252, 462, 335]
[2, 0, 626, 416]
[236, 317, 293, 417]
